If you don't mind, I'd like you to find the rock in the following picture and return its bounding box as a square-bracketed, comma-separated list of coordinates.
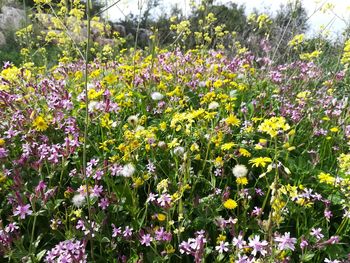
[138, 28, 152, 45]
[96, 37, 115, 46]
[111, 23, 126, 37]
[0, 31, 6, 46]
[0, 6, 26, 31]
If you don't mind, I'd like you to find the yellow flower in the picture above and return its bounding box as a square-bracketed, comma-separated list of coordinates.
[249, 157, 272, 168]
[236, 177, 248, 185]
[221, 142, 235, 151]
[165, 244, 175, 254]
[330, 127, 339, 133]
[157, 213, 166, 221]
[288, 34, 305, 48]
[258, 117, 290, 137]
[33, 116, 49, 131]
[223, 199, 237, 210]
[213, 79, 223, 88]
[73, 209, 82, 218]
[217, 234, 227, 243]
[168, 138, 180, 149]
[101, 113, 112, 129]
[338, 153, 350, 174]
[104, 74, 118, 85]
[214, 156, 224, 167]
[225, 114, 241, 127]
[0, 172, 7, 184]
[190, 143, 199, 152]
[318, 172, 335, 185]
[239, 148, 251, 157]
[0, 138, 5, 146]
[160, 122, 167, 131]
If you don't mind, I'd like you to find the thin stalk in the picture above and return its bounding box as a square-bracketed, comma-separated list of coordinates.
[29, 202, 37, 261]
[83, 0, 94, 260]
[95, 0, 122, 17]
[132, 0, 144, 85]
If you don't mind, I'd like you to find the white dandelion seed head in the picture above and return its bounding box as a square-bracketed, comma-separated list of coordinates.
[158, 141, 167, 149]
[120, 163, 135, 177]
[232, 164, 248, 178]
[173, 146, 185, 157]
[72, 194, 86, 207]
[151, 92, 164, 101]
[127, 115, 139, 126]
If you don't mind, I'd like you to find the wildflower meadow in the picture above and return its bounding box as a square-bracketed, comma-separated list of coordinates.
[0, 0, 350, 262]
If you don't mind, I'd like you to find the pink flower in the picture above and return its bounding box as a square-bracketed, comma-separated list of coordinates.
[140, 233, 153, 246]
[14, 204, 32, 219]
[146, 193, 158, 203]
[123, 226, 133, 238]
[157, 193, 171, 207]
[215, 241, 229, 253]
[248, 235, 268, 257]
[274, 232, 297, 251]
[310, 228, 324, 240]
[98, 198, 109, 210]
[111, 224, 122, 237]
[232, 234, 247, 249]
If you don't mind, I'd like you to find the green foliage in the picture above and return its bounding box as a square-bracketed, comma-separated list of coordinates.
[0, 31, 23, 65]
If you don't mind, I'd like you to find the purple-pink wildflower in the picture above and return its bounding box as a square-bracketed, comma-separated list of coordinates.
[13, 204, 32, 219]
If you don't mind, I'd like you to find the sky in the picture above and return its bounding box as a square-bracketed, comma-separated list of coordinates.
[104, 0, 350, 38]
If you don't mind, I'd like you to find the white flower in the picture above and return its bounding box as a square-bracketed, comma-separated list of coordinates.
[119, 163, 135, 177]
[88, 101, 98, 112]
[173, 146, 185, 156]
[232, 164, 248, 178]
[151, 92, 164, 101]
[208, 101, 219, 110]
[158, 141, 167, 149]
[135, 125, 144, 131]
[72, 194, 86, 207]
[127, 115, 138, 126]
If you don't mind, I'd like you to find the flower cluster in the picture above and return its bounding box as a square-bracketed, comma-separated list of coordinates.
[0, 1, 350, 261]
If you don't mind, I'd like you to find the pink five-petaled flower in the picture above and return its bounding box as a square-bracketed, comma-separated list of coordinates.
[232, 234, 247, 249]
[157, 193, 172, 207]
[14, 204, 32, 219]
[123, 226, 133, 238]
[274, 232, 297, 251]
[146, 192, 158, 203]
[310, 228, 324, 240]
[155, 227, 172, 242]
[248, 235, 268, 257]
[140, 233, 153, 246]
[215, 241, 229, 253]
[111, 224, 122, 237]
[98, 198, 109, 210]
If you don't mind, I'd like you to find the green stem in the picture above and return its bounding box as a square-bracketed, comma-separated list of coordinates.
[29, 203, 37, 260]
[83, 0, 94, 260]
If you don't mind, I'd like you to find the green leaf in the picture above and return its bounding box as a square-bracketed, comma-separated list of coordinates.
[36, 250, 47, 261]
[327, 193, 342, 205]
[100, 237, 110, 243]
[300, 252, 315, 262]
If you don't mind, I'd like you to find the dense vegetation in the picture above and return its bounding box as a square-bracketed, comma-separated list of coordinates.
[0, 0, 350, 262]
